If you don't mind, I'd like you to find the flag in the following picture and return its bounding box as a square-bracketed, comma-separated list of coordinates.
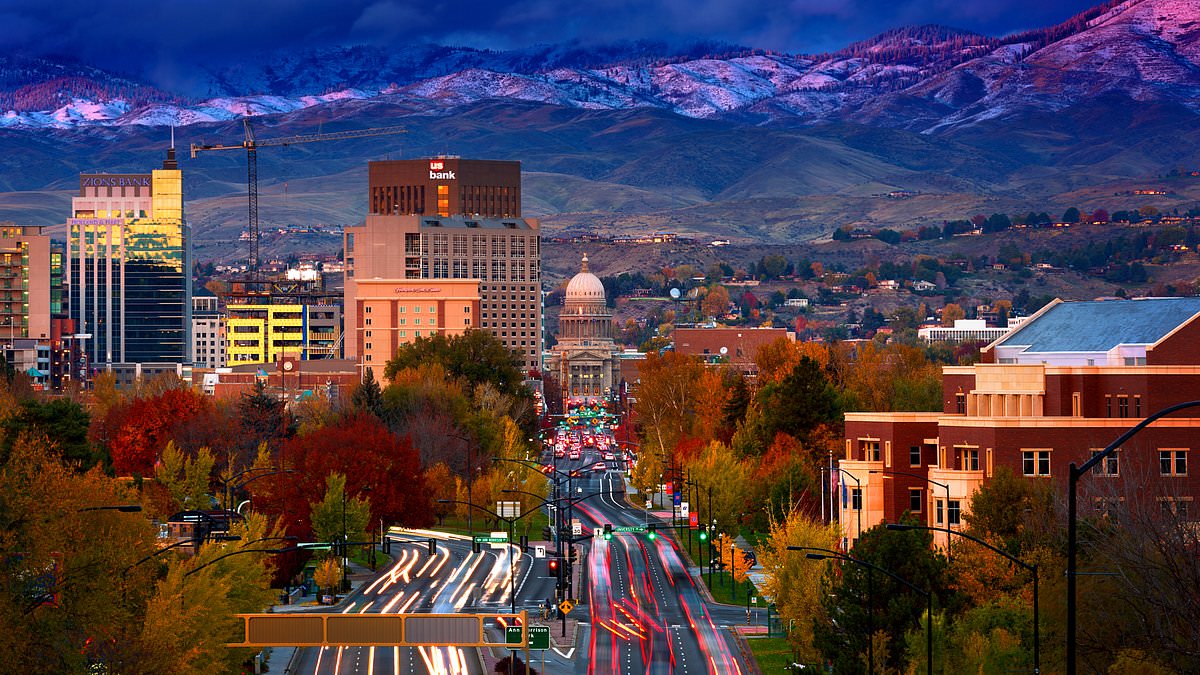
[841, 481, 848, 509]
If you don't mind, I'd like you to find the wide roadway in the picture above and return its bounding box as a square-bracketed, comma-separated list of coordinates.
[551, 445, 748, 675]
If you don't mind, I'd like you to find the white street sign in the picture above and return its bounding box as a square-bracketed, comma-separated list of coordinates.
[572, 519, 583, 536]
[534, 545, 546, 558]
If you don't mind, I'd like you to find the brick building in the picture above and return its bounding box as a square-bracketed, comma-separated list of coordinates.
[840, 298, 1200, 550]
[672, 326, 792, 376]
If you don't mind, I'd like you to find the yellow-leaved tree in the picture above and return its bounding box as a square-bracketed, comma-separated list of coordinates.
[758, 505, 842, 661]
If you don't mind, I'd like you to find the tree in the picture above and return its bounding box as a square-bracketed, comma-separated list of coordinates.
[700, 284, 730, 318]
[108, 388, 210, 476]
[753, 357, 841, 447]
[633, 352, 706, 465]
[312, 557, 342, 597]
[941, 303, 965, 326]
[813, 521, 947, 674]
[384, 330, 526, 400]
[350, 367, 384, 417]
[1062, 207, 1081, 223]
[687, 441, 750, 534]
[154, 442, 216, 512]
[1, 398, 95, 468]
[237, 381, 292, 456]
[759, 507, 841, 661]
[310, 472, 371, 546]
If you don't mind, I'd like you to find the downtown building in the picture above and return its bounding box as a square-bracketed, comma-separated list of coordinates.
[838, 297, 1200, 550]
[66, 147, 191, 379]
[344, 158, 541, 376]
[546, 255, 621, 406]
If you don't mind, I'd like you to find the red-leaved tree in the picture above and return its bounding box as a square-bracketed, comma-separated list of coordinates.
[252, 413, 434, 542]
[107, 388, 211, 476]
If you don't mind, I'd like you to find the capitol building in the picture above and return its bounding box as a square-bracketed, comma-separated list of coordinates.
[547, 255, 622, 406]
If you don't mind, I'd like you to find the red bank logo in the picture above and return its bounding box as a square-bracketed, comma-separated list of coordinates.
[429, 160, 444, 170]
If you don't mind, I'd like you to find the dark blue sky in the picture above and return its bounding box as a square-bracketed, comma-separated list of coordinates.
[4, 0, 1101, 71]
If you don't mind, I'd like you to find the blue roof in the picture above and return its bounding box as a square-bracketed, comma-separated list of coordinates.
[996, 298, 1200, 353]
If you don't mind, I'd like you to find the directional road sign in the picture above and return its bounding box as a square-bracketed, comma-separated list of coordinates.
[558, 599, 577, 616]
[534, 545, 546, 558]
[505, 626, 523, 646]
[473, 535, 509, 544]
[529, 625, 550, 650]
[613, 526, 645, 533]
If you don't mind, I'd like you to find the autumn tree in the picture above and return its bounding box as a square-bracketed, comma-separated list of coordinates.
[1, 398, 95, 468]
[154, 441, 216, 512]
[941, 303, 966, 326]
[700, 284, 730, 318]
[108, 388, 210, 476]
[633, 351, 707, 464]
[759, 506, 841, 661]
[687, 441, 751, 535]
[383, 330, 527, 401]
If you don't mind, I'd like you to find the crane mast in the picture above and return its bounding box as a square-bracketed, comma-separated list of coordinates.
[190, 119, 407, 278]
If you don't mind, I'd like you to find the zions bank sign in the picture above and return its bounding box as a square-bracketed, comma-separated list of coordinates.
[80, 175, 152, 189]
[429, 160, 455, 180]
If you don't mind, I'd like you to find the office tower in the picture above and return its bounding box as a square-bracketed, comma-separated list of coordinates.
[345, 158, 541, 375]
[66, 147, 191, 367]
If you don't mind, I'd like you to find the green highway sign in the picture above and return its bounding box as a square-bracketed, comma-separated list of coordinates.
[473, 535, 509, 543]
[613, 526, 645, 533]
[529, 625, 550, 650]
[505, 626, 523, 646]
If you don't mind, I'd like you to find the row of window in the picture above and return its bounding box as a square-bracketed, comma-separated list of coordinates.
[859, 438, 1189, 478]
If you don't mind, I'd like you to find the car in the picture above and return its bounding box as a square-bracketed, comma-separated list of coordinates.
[592, 462, 607, 472]
[569, 450, 581, 461]
[602, 452, 614, 461]
[554, 448, 565, 459]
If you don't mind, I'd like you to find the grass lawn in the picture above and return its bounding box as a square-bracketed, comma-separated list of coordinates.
[747, 636, 798, 673]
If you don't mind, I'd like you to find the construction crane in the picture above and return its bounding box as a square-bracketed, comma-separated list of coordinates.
[190, 119, 407, 277]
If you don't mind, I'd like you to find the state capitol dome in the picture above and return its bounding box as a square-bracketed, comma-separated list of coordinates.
[565, 255, 605, 303]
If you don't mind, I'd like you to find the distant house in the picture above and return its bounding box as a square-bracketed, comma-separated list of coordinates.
[784, 298, 810, 308]
[912, 280, 937, 292]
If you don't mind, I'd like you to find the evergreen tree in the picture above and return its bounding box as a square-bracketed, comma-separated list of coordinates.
[350, 367, 384, 418]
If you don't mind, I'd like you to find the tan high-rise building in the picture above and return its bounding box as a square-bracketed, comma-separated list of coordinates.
[345, 158, 541, 374]
[355, 279, 481, 370]
[0, 224, 51, 345]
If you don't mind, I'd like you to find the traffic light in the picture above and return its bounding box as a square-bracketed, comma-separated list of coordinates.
[383, 538, 391, 554]
[603, 523, 612, 541]
[548, 558, 559, 577]
[699, 529, 707, 542]
[428, 538, 436, 556]
[647, 524, 657, 540]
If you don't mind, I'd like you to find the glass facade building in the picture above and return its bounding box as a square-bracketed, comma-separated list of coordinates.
[67, 149, 191, 366]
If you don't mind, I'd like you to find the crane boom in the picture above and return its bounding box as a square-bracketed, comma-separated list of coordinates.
[189, 120, 407, 277]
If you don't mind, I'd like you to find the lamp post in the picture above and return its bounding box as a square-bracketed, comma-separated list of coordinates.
[888, 523, 1037, 673]
[870, 469, 952, 563]
[792, 546, 933, 675]
[831, 467, 863, 544]
[1065, 399, 1200, 674]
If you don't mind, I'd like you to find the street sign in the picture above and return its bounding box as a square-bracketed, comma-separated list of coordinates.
[613, 526, 645, 533]
[505, 626, 523, 646]
[529, 625, 550, 650]
[689, 512, 699, 529]
[558, 599, 577, 616]
[680, 501, 689, 518]
[572, 519, 582, 536]
[473, 535, 509, 544]
[534, 545, 546, 558]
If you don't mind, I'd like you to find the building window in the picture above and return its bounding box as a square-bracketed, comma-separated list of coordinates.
[850, 488, 862, 511]
[1095, 497, 1123, 523]
[955, 392, 966, 415]
[1134, 395, 1142, 418]
[364, 305, 372, 314]
[1105, 395, 1112, 417]
[1023, 450, 1051, 476]
[958, 448, 979, 471]
[935, 499, 944, 525]
[1159, 498, 1191, 518]
[364, 318, 372, 326]
[1118, 395, 1129, 418]
[908, 488, 922, 513]
[947, 500, 961, 526]
[1160, 450, 1187, 476]
[861, 440, 880, 462]
[1091, 450, 1119, 476]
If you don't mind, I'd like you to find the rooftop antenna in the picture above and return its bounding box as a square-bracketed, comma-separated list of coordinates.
[170, 125, 175, 149]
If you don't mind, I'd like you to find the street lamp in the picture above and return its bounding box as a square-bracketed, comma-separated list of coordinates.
[831, 467, 863, 543]
[792, 546, 933, 675]
[888, 523, 1037, 673]
[1065, 399, 1200, 674]
[218, 467, 297, 512]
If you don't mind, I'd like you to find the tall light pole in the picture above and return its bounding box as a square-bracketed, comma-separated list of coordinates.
[1066, 399, 1200, 674]
[888, 523, 1037, 673]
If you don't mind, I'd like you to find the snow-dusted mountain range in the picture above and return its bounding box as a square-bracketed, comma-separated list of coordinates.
[2, 0, 1196, 134]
